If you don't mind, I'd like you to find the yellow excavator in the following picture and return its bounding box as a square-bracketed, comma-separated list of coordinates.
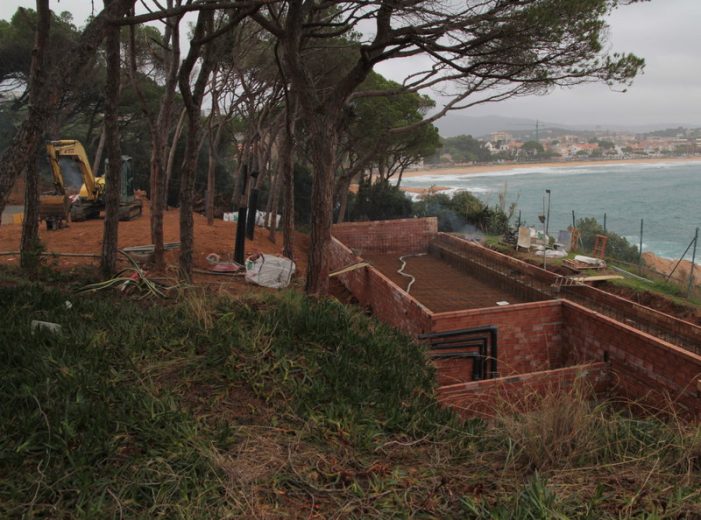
[40, 139, 143, 229]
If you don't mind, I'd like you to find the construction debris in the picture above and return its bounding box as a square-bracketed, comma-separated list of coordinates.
[31, 320, 62, 334]
[122, 242, 181, 254]
[564, 255, 607, 272]
[245, 253, 295, 289]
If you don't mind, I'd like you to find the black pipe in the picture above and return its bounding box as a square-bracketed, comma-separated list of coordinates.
[233, 164, 249, 265]
[425, 337, 488, 380]
[419, 325, 498, 379]
[245, 167, 260, 240]
[246, 188, 259, 239]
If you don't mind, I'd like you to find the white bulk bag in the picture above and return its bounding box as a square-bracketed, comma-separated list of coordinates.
[245, 254, 295, 289]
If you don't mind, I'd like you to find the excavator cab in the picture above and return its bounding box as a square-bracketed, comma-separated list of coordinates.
[40, 140, 142, 229]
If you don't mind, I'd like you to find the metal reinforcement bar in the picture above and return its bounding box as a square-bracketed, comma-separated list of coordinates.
[429, 241, 553, 301]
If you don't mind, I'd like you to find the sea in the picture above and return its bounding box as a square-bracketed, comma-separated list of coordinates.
[401, 160, 701, 260]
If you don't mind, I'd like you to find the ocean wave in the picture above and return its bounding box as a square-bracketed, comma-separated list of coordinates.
[406, 160, 701, 182]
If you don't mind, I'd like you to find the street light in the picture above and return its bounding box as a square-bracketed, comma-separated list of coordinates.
[543, 189, 552, 271]
[545, 189, 551, 239]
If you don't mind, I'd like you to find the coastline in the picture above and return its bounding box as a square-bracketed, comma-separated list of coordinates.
[642, 252, 701, 288]
[402, 156, 701, 179]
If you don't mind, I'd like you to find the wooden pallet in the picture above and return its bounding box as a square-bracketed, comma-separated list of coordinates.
[563, 259, 606, 272]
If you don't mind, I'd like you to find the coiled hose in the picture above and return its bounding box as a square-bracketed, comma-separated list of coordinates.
[397, 253, 427, 294]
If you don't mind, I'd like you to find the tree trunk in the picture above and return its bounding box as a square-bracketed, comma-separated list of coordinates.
[177, 9, 214, 280]
[397, 166, 405, 187]
[206, 122, 224, 225]
[267, 167, 282, 243]
[305, 117, 339, 295]
[92, 126, 107, 174]
[100, 5, 122, 276]
[206, 143, 216, 226]
[335, 175, 352, 224]
[20, 156, 41, 272]
[152, 7, 180, 269]
[0, 0, 136, 215]
[280, 121, 295, 260]
[165, 107, 186, 206]
[179, 118, 197, 278]
[20, 0, 50, 273]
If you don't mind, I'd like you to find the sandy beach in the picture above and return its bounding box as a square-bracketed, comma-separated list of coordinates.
[402, 156, 701, 179]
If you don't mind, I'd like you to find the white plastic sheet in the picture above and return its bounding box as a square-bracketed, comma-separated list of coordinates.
[245, 254, 295, 289]
[223, 210, 281, 228]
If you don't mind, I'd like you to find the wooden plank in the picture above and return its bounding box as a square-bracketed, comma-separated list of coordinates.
[329, 262, 369, 278]
[570, 275, 624, 283]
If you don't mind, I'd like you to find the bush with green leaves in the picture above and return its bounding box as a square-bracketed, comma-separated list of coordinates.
[349, 177, 413, 221]
[576, 217, 639, 262]
[413, 190, 512, 234]
[412, 192, 465, 231]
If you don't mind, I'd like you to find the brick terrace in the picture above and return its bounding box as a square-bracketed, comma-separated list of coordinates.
[330, 217, 701, 419]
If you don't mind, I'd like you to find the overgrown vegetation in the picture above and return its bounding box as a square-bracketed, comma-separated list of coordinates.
[1, 271, 699, 517]
[346, 182, 516, 235]
[577, 217, 640, 263]
[349, 178, 413, 222]
[412, 190, 514, 234]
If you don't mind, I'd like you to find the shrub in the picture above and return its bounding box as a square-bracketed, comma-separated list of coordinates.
[413, 190, 512, 234]
[576, 217, 639, 263]
[413, 192, 466, 231]
[349, 178, 413, 221]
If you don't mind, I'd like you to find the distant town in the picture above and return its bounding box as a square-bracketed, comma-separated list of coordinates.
[427, 126, 701, 165]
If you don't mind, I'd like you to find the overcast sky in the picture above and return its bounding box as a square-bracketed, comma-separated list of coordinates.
[1, 0, 699, 127]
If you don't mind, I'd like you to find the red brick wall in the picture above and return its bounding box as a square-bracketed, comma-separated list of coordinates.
[331, 225, 701, 418]
[331, 217, 437, 256]
[434, 232, 701, 353]
[431, 301, 565, 377]
[562, 285, 701, 354]
[437, 362, 610, 418]
[562, 301, 701, 417]
[433, 233, 556, 284]
[328, 237, 433, 335]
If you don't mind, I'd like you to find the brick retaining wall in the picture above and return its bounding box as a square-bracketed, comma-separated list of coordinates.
[330, 220, 701, 419]
[437, 362, 610, 418]
[562, 301, 701, 417]
[331, 217, 438, 256]
[328, 237, 432, 335]
[433, 233, 701, 353]
[431, 301, 565, 377]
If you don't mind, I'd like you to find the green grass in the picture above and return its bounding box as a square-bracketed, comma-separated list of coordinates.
[1, 269, 700, 517]
[608, 264, 701, 309]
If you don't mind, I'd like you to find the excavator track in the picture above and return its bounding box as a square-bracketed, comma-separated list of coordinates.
[119, 201, 143, 221]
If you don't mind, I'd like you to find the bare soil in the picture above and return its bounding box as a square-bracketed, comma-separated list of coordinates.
[365, 253, 530, 312]
[0, 202, 309, 289]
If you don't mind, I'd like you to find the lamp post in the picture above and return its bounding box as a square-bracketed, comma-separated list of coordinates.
[545, 189, 551, 239]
